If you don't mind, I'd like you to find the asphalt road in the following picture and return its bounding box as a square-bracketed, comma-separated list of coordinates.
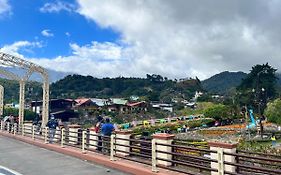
[0, 136, 129, 175]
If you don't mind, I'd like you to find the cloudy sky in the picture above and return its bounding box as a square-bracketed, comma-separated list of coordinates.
[0, 0, 281, 80]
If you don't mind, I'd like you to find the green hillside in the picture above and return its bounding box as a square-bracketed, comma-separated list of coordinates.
[50, 74, 202, 101]
[202, 71, 247, 94]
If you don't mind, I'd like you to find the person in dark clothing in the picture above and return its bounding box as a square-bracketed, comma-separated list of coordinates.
[101, 118, 114, 153]
[46, 115, 58, 143]
[95, 116, 104, 151]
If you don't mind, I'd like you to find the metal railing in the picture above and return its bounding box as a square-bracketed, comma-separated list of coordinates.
[1, 122, 281, 175]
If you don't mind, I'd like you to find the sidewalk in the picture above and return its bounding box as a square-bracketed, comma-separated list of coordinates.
[0, 131, 185, 175]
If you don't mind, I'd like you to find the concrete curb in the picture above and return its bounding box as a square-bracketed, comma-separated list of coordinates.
[0, 132, 184, 175]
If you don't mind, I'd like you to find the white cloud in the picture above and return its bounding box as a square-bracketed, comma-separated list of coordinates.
[65, 32, 70, 37]
[0, 40, 129, 78]
[73, 0, 281, 79]
[0, 41, 42, 58]
[41, 29, 54, 37]
[26, 41, 131, 78]
[0, 0, 11, 16]
[40, 1, 76, 13]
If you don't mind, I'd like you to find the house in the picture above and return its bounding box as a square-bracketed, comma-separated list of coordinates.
[4, 103, 16, 108]
[107, 98, 129, 113]
[127, 101, 148, 112]
[74, 98, 99, 112]
[193, 91, 203, 101]
[151, 102, 173, 112]
[90, 98, 110, 107]
[30, 99, 78, 121]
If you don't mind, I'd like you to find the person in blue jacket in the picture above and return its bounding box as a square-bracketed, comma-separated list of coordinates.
[46, 114, 58, 143]
[101, 118, 114, 153]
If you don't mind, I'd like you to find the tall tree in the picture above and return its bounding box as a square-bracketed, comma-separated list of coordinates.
[237, 63, 278, 114]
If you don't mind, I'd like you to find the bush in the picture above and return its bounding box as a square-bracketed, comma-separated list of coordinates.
[203, 104, 230, 121]
[264, 99, 281, 125]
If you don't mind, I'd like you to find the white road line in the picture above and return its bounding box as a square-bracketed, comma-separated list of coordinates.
[0, 166, 22, 175]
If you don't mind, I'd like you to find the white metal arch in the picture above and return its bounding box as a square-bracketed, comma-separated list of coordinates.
[0, 85, 3, 116]
[0, 52, 49, 127]
[0, 69, 22, 122]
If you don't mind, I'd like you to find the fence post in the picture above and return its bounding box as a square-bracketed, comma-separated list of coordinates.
[82, 130, 86, 153]
[13, 124, 17, 135]
[0, 120, 3, 130]
[44, 127, 48, 144]
[32, 125, 35, 140]
[89, 127, 98, 150]
[22, 124, 24, 136]
[114, 130, 132, 156]
[209, 142, 237, 175]
[152, 133, 175, 166]
[110, 134, 116, 161]
[151, 139, 158, 172]
[7, 122, 10, 132]
[61, 128, 65, 148]
[68, 125, 80, 145]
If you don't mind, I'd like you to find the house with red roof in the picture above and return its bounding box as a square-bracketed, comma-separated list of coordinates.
[74, 98, 98, 112]
[127, 101, 148, 112]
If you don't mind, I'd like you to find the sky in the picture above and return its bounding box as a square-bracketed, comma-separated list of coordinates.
[0, 0, 281, 80]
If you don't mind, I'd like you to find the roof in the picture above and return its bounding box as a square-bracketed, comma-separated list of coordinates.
[111, 98, 128, 105]
[127, 101, 146, 107]
[75, 98, 91, 106]
[90, 98, 108, 107]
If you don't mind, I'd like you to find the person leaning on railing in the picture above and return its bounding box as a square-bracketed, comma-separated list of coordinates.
[46, 115, 58, 144]
[101, 118, 115, 153]
[95, 116, 104, 151]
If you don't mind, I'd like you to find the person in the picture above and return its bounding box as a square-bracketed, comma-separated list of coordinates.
[46, 114, 58, 143]
[101, 118, 114, 153]
[95, 116, 104, 151]
[33, 114, 41, 134]
[271, 133, 276, 147]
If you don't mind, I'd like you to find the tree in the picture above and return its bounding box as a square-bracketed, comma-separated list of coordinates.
[264, 99, 281, 125]
[203, 104, 231, 121]
[237, 63, 278, 114]
[3, 108, 36, 121]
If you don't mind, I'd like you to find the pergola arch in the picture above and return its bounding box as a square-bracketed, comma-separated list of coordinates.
[0, 85, 3, 116]
[0, 52, 49, 127]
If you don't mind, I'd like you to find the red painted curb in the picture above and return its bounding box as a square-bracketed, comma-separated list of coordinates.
[0, 132, 185, 175]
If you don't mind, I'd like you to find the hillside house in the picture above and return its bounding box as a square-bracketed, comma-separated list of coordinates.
[74, 98, 99, 112]
[127, 101, 148, 112]
[151, 102, 173, 112]
[107, 98, 129, 113]
[30, 99, 77, 121]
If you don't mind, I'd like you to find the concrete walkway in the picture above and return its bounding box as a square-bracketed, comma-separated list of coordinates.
[0, 136, 128, 175]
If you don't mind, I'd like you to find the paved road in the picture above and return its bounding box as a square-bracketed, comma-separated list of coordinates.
[0, 136, 129, 175]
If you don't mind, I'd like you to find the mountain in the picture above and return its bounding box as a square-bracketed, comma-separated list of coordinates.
[202, 71, 247, 95]
[50, 74, 202, 100]
[0, 67, 70, 82]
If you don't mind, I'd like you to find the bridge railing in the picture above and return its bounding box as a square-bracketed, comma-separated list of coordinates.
[1, 122, 281, 175]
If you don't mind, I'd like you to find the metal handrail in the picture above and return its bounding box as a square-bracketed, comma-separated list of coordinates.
[157, 149, 216, 163]
[156, 142, 216, 153]
[115, 136, 152, 144]
[224, 151, 281, 163]
[114, 148, 152, 159]
[224, 159, 281, 174]
[156, 157, 217, 172]
[238, 150, 281, 159]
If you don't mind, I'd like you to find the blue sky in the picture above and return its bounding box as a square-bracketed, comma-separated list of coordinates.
[0, 0, 119, 58]
[0, 0, 281, 80]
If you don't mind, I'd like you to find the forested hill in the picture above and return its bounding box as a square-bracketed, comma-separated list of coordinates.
[202, 71, 281, 95]
[201, 71, 247, 95]
[50, 74, 203, 101]
[2, 71, 281, 102]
